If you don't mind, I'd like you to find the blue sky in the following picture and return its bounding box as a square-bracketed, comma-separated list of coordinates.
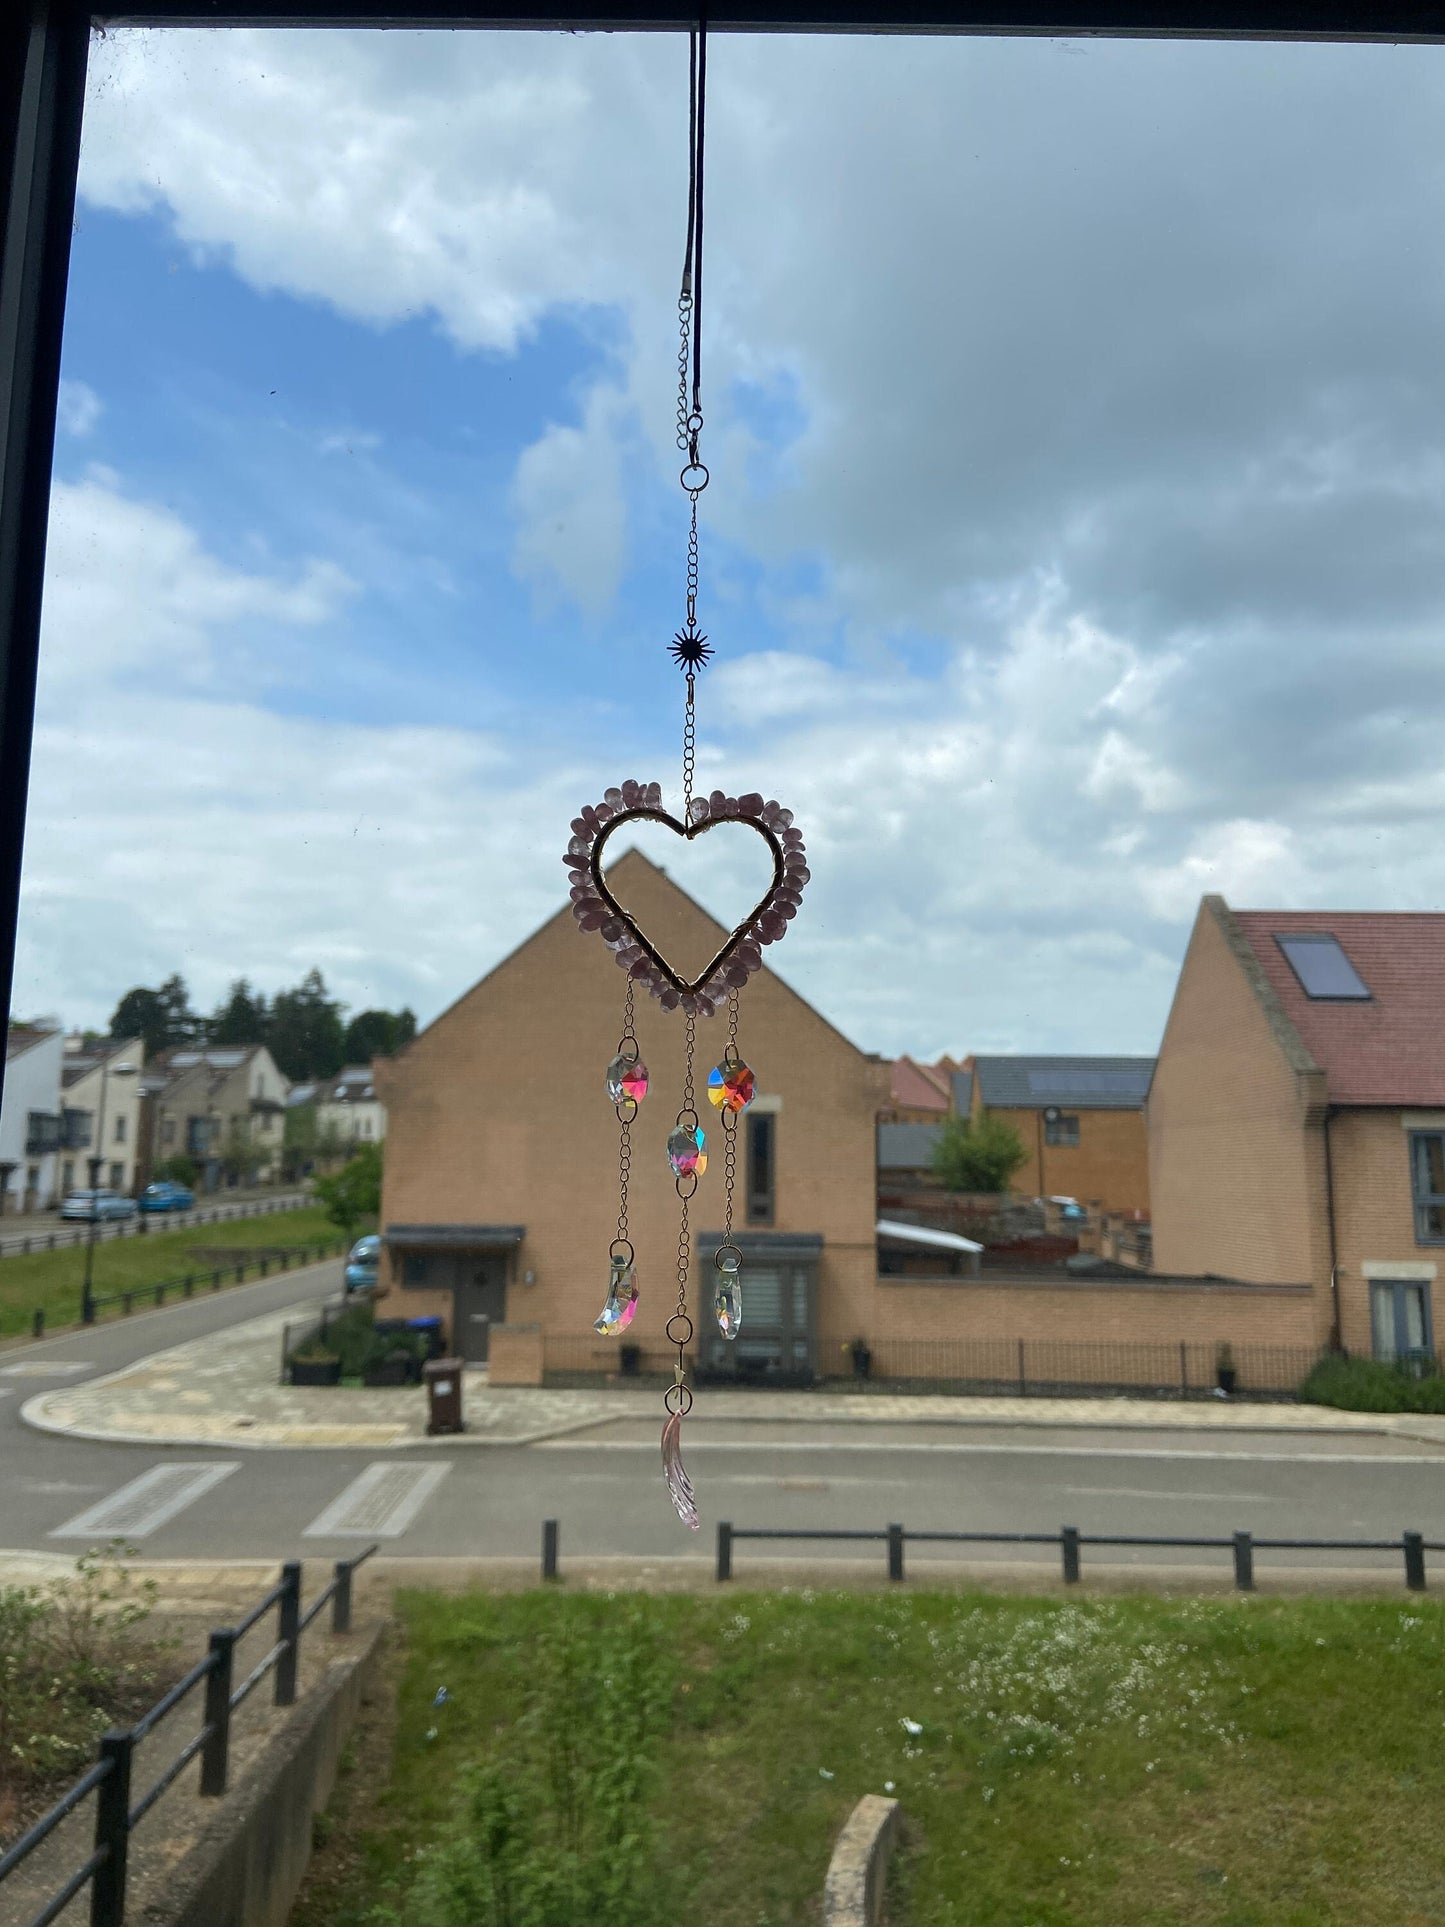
[16, 29, 1445, 1054]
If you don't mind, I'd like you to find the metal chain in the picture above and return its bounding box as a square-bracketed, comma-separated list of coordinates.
[683, 675, 696, 819]
[665, 1011, 699, 1404]
[722, 990, 740, 1244]
[615, 980, 637, 1249]
[676, 291, 692, 455]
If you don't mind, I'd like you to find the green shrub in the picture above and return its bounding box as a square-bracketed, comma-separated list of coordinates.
[932, 1112, 1028, 1193]
[1299, 1351, 1445, 1413]
[288, 1303, 425, 1379]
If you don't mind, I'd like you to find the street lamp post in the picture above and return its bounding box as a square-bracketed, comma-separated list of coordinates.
[81, 1056, 136, 1326]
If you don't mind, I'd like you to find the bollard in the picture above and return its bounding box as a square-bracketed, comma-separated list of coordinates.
[1061, 1525, 1082, 1585]
[1232, 1530, 1255, 1592]
[887, 1523, 905, 1582]
[1017, 1338, 1027, 1398]
[275, 1562, 302, 1705]
[122, 1291, 132, 1316]
[542, 1518, 559, 1581]
[184, 1274, 194, 1298]
[31, 1307, 43, 1339]
[213, 1269, 222, 1292]
[154, 1282, 163, 1306]
[200, 1629, 236, 1795]
[1404, 1531, 1427, 1592]
[1179, 1341, 1189, 1394]
[717, 1520, 733, 1583]
[331, 1558, 354, 1635]
[90, 1728, 134, 1927]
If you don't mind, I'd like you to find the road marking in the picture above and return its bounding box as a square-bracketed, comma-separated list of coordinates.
[303, 1463, 451, 1539]
[1062, 1485, 1280, 1503]
[0, 1361, 95, 1377]
[50, 1463, 238, 1539]
[532, 1438, 1445, 1466]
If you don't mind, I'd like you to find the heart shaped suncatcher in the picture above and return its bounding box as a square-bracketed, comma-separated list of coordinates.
[564, 778, 810, 1012]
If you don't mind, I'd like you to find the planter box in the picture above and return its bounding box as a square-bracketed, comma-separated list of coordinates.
[290, 1357, 341, 1387]
[363, 1353, 419, 1388]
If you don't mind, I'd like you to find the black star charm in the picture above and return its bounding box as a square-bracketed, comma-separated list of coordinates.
[669, 621, 714, 672]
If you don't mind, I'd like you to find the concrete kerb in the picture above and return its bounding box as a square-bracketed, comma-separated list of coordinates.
[824, 1794, 900, 1927]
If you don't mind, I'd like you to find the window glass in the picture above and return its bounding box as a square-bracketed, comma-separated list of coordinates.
[747, 1114, 776, 1225]
[743, 1266, 783, 1328]
[1274, 934, 1371, 999]
[1412, 1134, 1445, 1242]
[1045, 1112, 1080, 1146]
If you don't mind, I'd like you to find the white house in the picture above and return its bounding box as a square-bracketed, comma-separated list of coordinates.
[1, 1025, 66, 1212]
[60, 1035, 146, 1198]
[317, 1065, 387, 1146]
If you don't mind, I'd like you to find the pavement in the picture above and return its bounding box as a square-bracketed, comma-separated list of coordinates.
[7, 1262, 1445, 1579]
[18, 1289, 1445, 1451]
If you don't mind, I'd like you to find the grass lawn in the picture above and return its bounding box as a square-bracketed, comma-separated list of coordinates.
[0, 1202, 353, 1337]
[298, 1586, 1445, 1927]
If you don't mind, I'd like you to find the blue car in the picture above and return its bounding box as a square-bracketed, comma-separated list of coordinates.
[345, 1234, 381, 1292]
[141, 1181, 195, 1213]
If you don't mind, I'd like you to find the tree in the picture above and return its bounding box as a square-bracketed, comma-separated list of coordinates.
[342, 1007, 417, 1064]
[153, 1154, 198, 1187]
[109, 975, 199, 1057]
[209, 979, 269, 1046]
[314, 1141, 382, 1239]
[932, 1112, 1028, 1194]
[282, 1101, 349, 1181]
[267, 969, 346, 1082]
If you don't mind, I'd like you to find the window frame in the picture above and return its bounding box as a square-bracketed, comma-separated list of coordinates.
[1410, 1131, 1445, 1245]
[745, 1110, 776, 1226]
[1044, 1111, 1080, 1147]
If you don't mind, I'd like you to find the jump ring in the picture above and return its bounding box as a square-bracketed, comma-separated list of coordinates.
[675, 1172, 698, 1201]
[610, 1238, 635, 1265]
[675, 1107, 700, 1130]
[664, 1382, 694, 1417]
[680, 462, 709, 492]
[615, 1098, 637, 1124]
[714, 1242, 743, 1273]
[686, 410, 704, 435]
[616, 1034, 640, 1060]
[666, 1312, 694, 1347]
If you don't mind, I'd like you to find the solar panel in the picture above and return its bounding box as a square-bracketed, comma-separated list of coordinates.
[1025, 1070, 1148, 1097]
[1275, 934, 1371, 1000]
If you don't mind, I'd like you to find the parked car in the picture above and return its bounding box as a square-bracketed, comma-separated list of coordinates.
[345, 1234, 381, 1293]
[140, 1180, 195, 1213]
[60, 1189, 138, 1222]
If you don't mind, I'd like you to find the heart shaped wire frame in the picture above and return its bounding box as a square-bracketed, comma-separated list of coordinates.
[564, 780, 810, 1012]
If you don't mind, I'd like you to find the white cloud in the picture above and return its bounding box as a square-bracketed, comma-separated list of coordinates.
[511, 384, 629, 616]
[57, 379, 102, 437]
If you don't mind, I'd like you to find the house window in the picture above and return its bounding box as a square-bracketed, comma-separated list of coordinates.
[403, 1255, 431, 1287]
[1411, 1133, 1445, 1243]
[746, 1113, 776, 1226]
[1044, 1111, 1080, 1146]
[1371, 1278, 1433, 1366]
[114, 1115, 127, 1144]
[1275, 933, 1371, 1000]
[61, 1159, 74, 1192]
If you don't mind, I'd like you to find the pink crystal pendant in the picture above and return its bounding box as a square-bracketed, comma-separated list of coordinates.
[606, 1053, 648, 1105]
[707, 1057, 755, 1114]
[667, 1123, 707, 1177]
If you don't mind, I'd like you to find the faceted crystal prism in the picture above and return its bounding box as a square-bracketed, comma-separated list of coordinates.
[606, 1053, 649, 1105]
[667, 1124, 707, 1178]
[593, 1254, 639, 1335]
[713, 1254, 742, 1340]
[707, 1058, 756, 1114]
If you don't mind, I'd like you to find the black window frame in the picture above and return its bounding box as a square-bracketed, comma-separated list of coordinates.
[746, 1110, 776, 1226]
[1274, 932, 1372, 1001]
[1044, 1111, 1080, 1146]
[1410, 1131, 1445, 1245]
[0, 0, 1428, 1127]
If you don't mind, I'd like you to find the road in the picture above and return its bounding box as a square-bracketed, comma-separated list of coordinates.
[0, 1191, 311, 1258]
[4, 1270, 1445, 1580]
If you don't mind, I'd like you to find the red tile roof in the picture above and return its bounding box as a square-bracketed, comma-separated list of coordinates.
[1235, 909, 1445, 1106]
[888, 1056, 955, 1112]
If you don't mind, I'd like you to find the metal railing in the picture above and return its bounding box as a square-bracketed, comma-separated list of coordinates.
[10, 1238, 348, 1342]
[530, 1517, 1441, 1593]
[0, 1547, 376, 1927]
[0, 1194, 311, 1261]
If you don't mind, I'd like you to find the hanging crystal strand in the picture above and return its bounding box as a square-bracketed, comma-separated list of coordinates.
[662, 1011, 700, 1528]
[710, 989, 750, 1339]
[595, 981, 644, 1336]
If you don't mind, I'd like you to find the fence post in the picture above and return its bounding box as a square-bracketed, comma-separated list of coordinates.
[31, 1307, 43, 1338]
[1179, 1341, 1188, 1394]
[716, 1520, 733, 1583]
[542, 1518, 559, 1580]
[212, 1269, 222, 1292]
[234, 1262, 243, 1284]
[154, 1282, 163, 1307]
[887, 1522, 905, 1582]
[261, 1256, 269, 1277]
[184, 1274, 194, 1298]
[331, 1558, 353, 1635]
[275, 1562, 302, 1705]
[1061, 1525, 1081, 1585]
[90, 1728, 133, 1927]
[1404, 1531, 1427, 1592]
[1232, 1531, 1255, 1592]
[200, 1629, 236, 1795]
[122, 1292, 131, 1316]
[1017, 1339, 1026, 1397]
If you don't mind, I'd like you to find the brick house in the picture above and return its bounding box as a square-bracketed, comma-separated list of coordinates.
[1150, 895, 1445, 1362]
[150, 1045, 289, 1189]
[372, 851, 891, 1381]
[881, 1056, 969, 1123]
[962, 1055, 1154, 1215]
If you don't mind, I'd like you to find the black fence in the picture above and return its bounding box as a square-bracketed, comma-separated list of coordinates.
[534, 1518, 1442, 1593]
[540, 1334, 1326, 1399]
[14, 1238, 349, 1342]
[0, 1547, 376, 1927]
[0, 1194, 310, 1261]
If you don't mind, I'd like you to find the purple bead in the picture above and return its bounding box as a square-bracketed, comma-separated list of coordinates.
[578, 908, 608, 931]
[599, 917, 624, 944]
[688, 797, 709, 824]
[629, 956, 652, 979]
[737, 943, 762, 969]
[778, 900, 798, 920]
[782, 827, 804, 849]
[604, 787, 623, 807]
[660, 987, 681, 1010]
[725, 962, 749, 988]
[775, 808, 794, 828]
[738, 792, 764, 816]
[645, 782, 663, 806]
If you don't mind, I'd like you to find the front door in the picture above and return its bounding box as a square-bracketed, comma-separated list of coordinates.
[454, 1255, 508, 1363]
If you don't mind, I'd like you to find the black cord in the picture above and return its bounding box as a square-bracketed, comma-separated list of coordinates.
[682, 18, 707, 431]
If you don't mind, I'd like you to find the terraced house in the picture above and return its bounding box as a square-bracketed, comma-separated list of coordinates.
[1150, 896, 1445, 1364]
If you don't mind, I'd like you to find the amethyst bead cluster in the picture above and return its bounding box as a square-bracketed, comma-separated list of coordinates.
[564, 780, 810, 1013]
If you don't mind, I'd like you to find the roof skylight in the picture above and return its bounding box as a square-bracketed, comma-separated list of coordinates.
[1275, 933, 1371, 1000]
